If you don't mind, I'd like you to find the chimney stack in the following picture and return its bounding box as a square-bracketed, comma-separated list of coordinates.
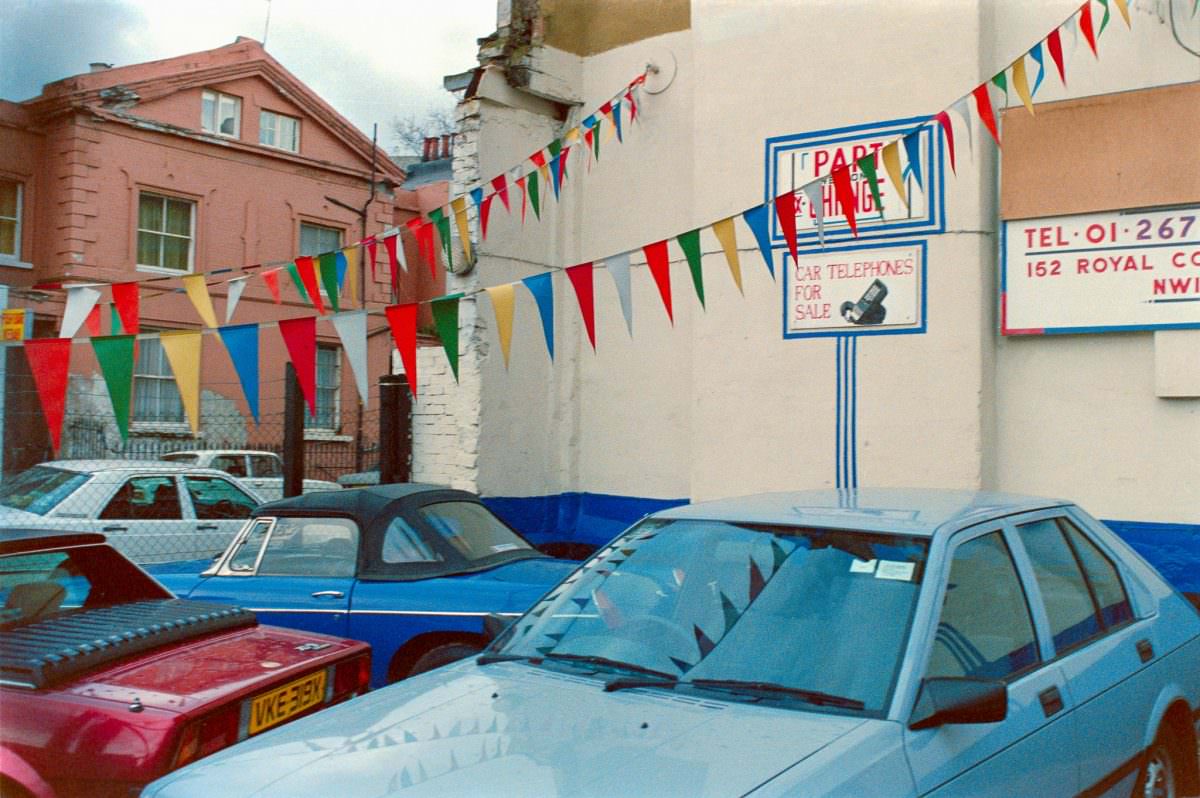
[89, 62, 113, 73]
[441, 134, 452, 159]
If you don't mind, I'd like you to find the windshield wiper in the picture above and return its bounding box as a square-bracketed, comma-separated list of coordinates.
[476, 652, 539, 666]
[604, 676, 864, 709]
[541, 652, 677, 680]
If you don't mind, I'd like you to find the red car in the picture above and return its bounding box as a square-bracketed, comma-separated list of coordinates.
[0, 530, 371, 798]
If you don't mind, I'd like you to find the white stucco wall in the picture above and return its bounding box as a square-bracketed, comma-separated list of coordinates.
[447, 0, 1198, 526]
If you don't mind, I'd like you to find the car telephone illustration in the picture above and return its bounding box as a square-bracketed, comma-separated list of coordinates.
[841, 279, 888, 325]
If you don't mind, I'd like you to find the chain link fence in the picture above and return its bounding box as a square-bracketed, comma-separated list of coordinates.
[0, 348, 386, 564]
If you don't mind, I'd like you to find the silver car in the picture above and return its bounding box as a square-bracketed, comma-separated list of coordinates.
[161, 450, 341, 502]
[0, 460, 264, 563]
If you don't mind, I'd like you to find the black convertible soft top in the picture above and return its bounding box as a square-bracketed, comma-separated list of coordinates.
[253, 484, 483, 526]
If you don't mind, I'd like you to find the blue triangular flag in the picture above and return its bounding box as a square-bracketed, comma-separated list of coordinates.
[521, 272, 555, 360]
[902, 132, 924, 191]
[612, 101, 623, 142]
[549, 157, 562, 200]
[335, 250, 348, 291]
[217, 323, 259, 423]
[1029, 42, 1046, 96]
[741, 203, 775, 278]
[582, 114, 597, 129]
[470, 187, 484, 207]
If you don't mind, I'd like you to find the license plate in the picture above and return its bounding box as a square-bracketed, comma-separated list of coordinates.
[248, 670, 327, 735]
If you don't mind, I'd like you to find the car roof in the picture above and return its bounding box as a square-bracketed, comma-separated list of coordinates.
[0, 528, 107, 555]
[653, 488, 1070, 537]
[253, 483, 475, 523]
[38, 459, 220, 473]
[164, 450, 277, 457]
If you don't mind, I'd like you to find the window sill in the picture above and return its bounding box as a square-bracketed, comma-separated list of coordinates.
[303, 431, 352, 443]
[136, 264, 194, 277]
[0, 257, 32, 270]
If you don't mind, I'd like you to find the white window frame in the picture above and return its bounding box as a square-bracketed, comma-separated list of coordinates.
[136, 191, 196, 275]
[0, 178, 29, 268]
[259, 109, 300, 153]
[201, 90, 241, 138]
[132, 331, 189, 433]
[299, 222, 343, 302]
[304, 344, 342, 435]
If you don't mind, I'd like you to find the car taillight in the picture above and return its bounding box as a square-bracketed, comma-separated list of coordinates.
[173, 703, 242, 769]
[334, 654, 371, 697]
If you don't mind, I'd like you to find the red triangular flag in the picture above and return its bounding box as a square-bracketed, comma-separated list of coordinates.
[600, 100, 613, 116]
[583, 129, 595, 171]
[364, 237, 378, 282]
[643, 240, 674, 324]
[1047, 29, 1066, 84]
[262, 268, 282, 304]
[417, 222, 438, 278]
[23, 338, 73, 452]
[84, 304, 102, 336]
[559, 146, 571, 187]
[972, 84, 1001, 146]
[490, 175, 510, 212]
[295, 256, 325, 314]
[774, 192, 799, 263]
[383, 233, 402, 294]
[530, 150, 547, 169]
[278, 316, 317, 416]
[831, 166, 858, 237]
[934, 110, 956, 174]
[566, 263, 596, 350]
[516, 176, 528, 224]
[385, 303, 419, 397]
[480, 194, 495, 240]
[625, 89, 637, 121]
[111, 282, 140, 335]
[1079, 1, 1098, 57]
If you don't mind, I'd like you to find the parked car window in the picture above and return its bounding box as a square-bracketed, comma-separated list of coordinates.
[100, 476, 182, 520]
[249, 455, 282, 478]
[227, 518, 272, 572]
[1017, 519, 1104, 654]
[418, 502, 534, 562]
[0, 466, 89, 515]
[183, 476, 257, 520]
[381, 517, 443, 563]
[255, 517, 358, 577]
[926, 531, 1040, 681]
[210, 455, 247, 477]
[1058, 519, 1133, 629]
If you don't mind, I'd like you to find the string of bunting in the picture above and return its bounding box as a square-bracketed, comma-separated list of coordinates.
[19, 0, 1133, 453]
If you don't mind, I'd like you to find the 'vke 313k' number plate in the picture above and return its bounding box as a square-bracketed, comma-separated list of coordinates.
[248, 669, 327, 735]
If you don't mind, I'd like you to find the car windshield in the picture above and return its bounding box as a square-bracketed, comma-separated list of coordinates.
[494, 519, 928, 715]
[0, 544, 170, 628]
[417, 501, 536, 562]
[0, 466, 89, 515]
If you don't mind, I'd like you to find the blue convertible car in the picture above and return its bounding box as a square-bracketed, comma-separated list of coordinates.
[145, 489, 1200, 797]
[148, 484, 575, 688]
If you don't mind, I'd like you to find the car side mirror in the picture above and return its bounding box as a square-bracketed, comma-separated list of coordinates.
[908, 677, 1007, 731]
[482, 613, 514, 643]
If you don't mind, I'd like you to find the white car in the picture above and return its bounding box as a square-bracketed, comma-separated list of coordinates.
[0, 460, 265, 564]
[161, 450, 341, 502]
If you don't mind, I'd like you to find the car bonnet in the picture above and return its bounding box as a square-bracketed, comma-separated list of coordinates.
[144, 659, 867, 798]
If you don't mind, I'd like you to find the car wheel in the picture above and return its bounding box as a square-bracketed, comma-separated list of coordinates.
[1137, 739, 1177, 798]
[408, 643, 482, 677]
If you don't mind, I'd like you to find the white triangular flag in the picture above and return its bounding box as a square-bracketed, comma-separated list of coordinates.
[802, 182, 825, 246]
[330, 310, 368, 406]
[225, 277, 248, 323]
[604, 252, 634, 337]
[61, 285, 101, 339]
[950, 97, 975, 161]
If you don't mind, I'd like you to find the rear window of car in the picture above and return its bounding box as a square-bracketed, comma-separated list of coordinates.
[161, 453, 198, 464]
[0, 466, 90, 515]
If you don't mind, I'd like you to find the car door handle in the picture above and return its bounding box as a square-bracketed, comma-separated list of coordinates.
[101, 525, 127, 532]
[197, 524, 219, 531]
[1038, 686, 1064, 718]
[311, 591, 344, 599]
[1136, 638, 1154, 663]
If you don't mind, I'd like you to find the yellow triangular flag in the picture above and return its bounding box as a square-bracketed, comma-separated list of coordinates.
[158, 330, 202, 434]
[603, 110, 616, 142]
[1012, 56, 1035, 116]
[563, 127, 580, 144]
[451, 198, 472, 262]
[710, 217, 744, 294]
[881, 141, 908, 210]
[485, 284, 515, 368]
[182, 274, 219, 328]
[1113, 0, 1129, 27]
[343, 247, 359, 308]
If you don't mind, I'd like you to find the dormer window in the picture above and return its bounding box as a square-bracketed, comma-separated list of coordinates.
[202, 90, 241, 137]
[259, 110, 300, 153]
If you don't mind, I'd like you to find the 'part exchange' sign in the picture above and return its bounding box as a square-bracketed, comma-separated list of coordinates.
[1002, 206, 1200, 334]
[784, 241, 926, 339]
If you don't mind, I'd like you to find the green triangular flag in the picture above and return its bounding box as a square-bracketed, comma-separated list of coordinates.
[991, 71, 1008, 99]
[856, 154, 885, 217]
[547, 138, 562, 158]
[528, 170, 541, 219]
[1097, 0, 1111, 34]
[592, 122, 601, 160]
[318, 252, 340, 313]
[429, 208, 453, 271]
[287, 262, 309, 302]
[676, 228, 705, 308]
[110, 304, 122, 335]
[431, 293, 463, 382]
[91, 334, 135, 441]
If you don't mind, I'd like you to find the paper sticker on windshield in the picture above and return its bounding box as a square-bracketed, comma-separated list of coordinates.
[491, 543, 521, 552]
[849, 558, 877, 574]
[875, 560, 915, 581]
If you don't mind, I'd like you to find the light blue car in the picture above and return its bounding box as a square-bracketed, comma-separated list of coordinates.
[143, 490, 1200, 797]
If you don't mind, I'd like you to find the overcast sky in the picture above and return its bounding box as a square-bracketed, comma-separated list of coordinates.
[0, 0, 497, 153]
